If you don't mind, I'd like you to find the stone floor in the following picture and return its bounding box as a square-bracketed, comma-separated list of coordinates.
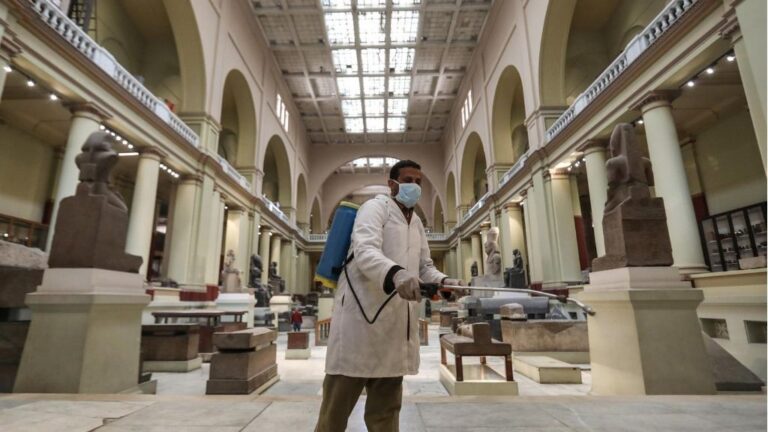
[0, 325, 764, 431]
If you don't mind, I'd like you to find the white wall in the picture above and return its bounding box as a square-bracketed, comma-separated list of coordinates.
[0, 124, 53, 221]
[695, 110, 766, 215]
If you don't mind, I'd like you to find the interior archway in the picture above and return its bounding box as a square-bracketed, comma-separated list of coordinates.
[262, 135, 292, 208]
[460, 132, 488, 207]
[218, 70, 256, 168]
[492, 66, 528, 164]
[433, 197, 444, 233]
[445, 172, 457, 227]
[310, 197, 322, 233]
[296, 174, 308, 227]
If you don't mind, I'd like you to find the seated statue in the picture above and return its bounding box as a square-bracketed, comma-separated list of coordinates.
[504, 249, 526, 288]
[249, 253, 263, 288]
[470, 261, 479, 277]
[268, 261, 286, 294]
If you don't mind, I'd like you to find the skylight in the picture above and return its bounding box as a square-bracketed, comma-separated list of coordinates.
[337, 77, 361, 97]
[322, 1, 419, 134]
[358, 12, 385, 45]
[365, 99, 385, 116]
[325, 12, 355, 45]
[391, 11, 419, 43]
[332, 49, 358, 74]
[389, 48, 414, 73]
[342, 99, 363, 117]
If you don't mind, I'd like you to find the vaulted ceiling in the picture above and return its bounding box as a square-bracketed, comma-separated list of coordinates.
[249, 0, 492, 147]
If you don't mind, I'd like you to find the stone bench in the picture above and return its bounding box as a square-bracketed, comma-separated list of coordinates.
[206, 328, 279, 395]
[440, 322, 513, 382]
[512, 356, 582, 384]
[141, 324, 201, 372]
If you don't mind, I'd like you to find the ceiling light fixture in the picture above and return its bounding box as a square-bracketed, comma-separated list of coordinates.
[637, 119, 644, 125]
[686, 80, 695, 87]
[3, 65, 11, 73]
[26, 80, 35, 87]
[705, 67, 715, 75]
[726, 54, 735, 62]
[49, 93, 58, 101]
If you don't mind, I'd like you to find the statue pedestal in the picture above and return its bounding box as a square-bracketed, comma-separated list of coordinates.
[14, 268, 150, 394]
[575, 267, 716, 395]
[216, 293, 256, 328]
[317, 294, 334, 321]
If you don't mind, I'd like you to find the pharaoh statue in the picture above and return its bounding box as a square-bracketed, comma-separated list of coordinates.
[592, 123, 673, 271]
[220, 249, 243, 293]
[483, 227, 502, 279]
[470, 261, 479, 277]
[504, 249, 527, 288]
[268, 261, 286, 294]
[249, 253, 272, 307]
[48, 131, 142, 272]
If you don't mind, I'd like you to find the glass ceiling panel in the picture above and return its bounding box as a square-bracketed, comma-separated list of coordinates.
[392, 0, 421, 7]
[358, 12, 386, 45]
[388, 98, 408, 116]
[337, 77, 361, 97]
[346, 117, 364, 133]
[365, 99, 385, 116]
[361, 49, 386, 73]
[366, 117, 385, 132]
[388, 76, 411, 96]
[389, 48, 414, 73]
[363, 77, 386, 96]
[325, 12, 355, 45]
[342, 99, 363, 117]
[322, 0, 352, 8]
[387, 117, 406, 132]
[332, 49, 358, 75]
[391, 11, 419, 43]
[357, 0, 387, 9]
[368, 157, 385, 167]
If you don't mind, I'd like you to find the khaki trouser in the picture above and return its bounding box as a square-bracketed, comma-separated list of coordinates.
[315, 374, 403, 432]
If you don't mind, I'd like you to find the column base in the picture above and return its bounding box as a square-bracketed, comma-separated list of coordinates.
[576, 267, 716, 395]
[14, 268, 150, 394]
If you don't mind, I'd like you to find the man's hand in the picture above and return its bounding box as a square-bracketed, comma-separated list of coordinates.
[393, 270, 422, 301]
[442, 278, 466, 287]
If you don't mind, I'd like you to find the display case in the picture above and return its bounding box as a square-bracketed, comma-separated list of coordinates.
[700, 202, 767, 272]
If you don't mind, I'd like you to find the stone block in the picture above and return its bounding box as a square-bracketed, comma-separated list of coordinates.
[499, 303, 526, 320]
[439, 364, 518, 396]
[285, 347, 311, 359]
[206, 363, 279, 395]
[0, 266, 43, 308]
[287, 331, 310, 350]
[500, 320, 589, 352]
[209, 344, 277, 381]
[141, 324, 199, 361]
[512, 356, 582, 384]
[143, 356, 202, 373]
[0, 321, 29, 392]
[213, 327, 277, 351]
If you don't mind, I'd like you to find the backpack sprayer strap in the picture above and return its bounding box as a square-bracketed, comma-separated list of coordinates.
[341, 253, 398, 325]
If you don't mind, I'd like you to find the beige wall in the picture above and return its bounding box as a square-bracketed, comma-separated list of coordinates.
[695, 110, 766, 215]
[0, 125, 53, 222]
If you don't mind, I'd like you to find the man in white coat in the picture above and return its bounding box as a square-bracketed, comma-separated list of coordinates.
[315, 160, 464, 432]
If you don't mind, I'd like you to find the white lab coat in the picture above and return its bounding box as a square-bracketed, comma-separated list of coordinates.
[325, 194, 446, 377]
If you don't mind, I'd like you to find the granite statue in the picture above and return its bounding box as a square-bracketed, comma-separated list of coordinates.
[592, 123, 673, 271]
[268, 261, 286, 294]
[504, 249, 526, 288]
[249, 254, 263, 288]
[220, 250, 242, 293]
[48, 131, 142, 272]
[470, 261, 479, 277]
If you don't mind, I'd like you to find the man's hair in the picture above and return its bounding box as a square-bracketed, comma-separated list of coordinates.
[389, 159, 421, 180]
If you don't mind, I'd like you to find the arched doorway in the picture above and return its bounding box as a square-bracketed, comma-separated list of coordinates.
[460, 132, 488, 210]
[491, 66, 528, 164]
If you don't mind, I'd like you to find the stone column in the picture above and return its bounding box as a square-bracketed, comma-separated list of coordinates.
[725, 4, 766, 170]
[479, 222, 490, 268]
[549, 170, 582, 283]
[583, 140, 609, 256]
[470, 234, 483, 276]
[500, 202, 526, 269]
[453, 245, 462, 281]
[167, 175, 202, 284]
[522, 189, 537, 284]
[529, 169, 553, 285]
[204, 190, 225, 284]
[461, 239, 473, 282]
[637, 92, 707, 272]
[47, 104, 109, 249]
[125, 148, 163, 277]
[571, 174, 589, 270]
[224, 208, 250, 281]
[259, 227, 272, 286]
[280, 240, 293, 293]
[270, 233, 282, 276]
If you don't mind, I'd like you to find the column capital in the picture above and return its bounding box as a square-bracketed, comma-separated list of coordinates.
[179, 174, 203, 185]
[631, 90, 681, 112]
[548, 168, 572, 179]
[502, 201, 522, 211]
[578, 139, 608, 154]
[138, 146, 166, 160]
[719, 7, 742, 43]
[65, 102, 112, 121]
[0, 34, 22, 62]
[480, 221, 491, 231]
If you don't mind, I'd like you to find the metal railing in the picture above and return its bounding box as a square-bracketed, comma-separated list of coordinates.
[545, 0, 700, 142]
[30, 0, 200, 148]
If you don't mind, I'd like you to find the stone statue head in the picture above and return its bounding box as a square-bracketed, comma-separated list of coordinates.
[513, 249, 520, 257]
[224, 249, 235, 268]
[74, 131, 126, 211]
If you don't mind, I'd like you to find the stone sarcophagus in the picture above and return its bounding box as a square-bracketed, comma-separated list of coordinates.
[206, 328, 279, 394]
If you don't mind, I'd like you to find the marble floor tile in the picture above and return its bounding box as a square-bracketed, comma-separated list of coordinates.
[241, 400, 320, 431]
[0, 409, 104, 432]
[106, 400, 269, 427]
[10, 400, 152, 419]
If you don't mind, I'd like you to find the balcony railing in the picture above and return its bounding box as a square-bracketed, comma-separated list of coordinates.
[545, 0, 700, 142]
[463, 192, 490, 221]
[215, 155, 251, 191]
[30, 0, 200, 148]
[261, 196, 290, 224]
[499, 152, 529, 188]
[425, 232, 448, 241]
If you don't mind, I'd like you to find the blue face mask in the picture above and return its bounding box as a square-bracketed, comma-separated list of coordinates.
[393, 181, 421, 208]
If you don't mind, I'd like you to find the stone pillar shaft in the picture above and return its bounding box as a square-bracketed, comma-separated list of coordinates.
[500, 203, 526, 270]
[224, 209, 249, 283]
[584, 143, 609, 256]
[204, 191, 225, 284]
[125, 150, 161, 276]
[470, 234, 483, 276]
[549, 172, 582, 282]
[640, 97, 706, 272]
[259, 228, 272, 286]
[167, 177, 201, 284]
[46, 108, 104, 249]
[270, 234, 282, 276]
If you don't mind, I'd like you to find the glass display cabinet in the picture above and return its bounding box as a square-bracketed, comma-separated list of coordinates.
[700, 202, 767, 272]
